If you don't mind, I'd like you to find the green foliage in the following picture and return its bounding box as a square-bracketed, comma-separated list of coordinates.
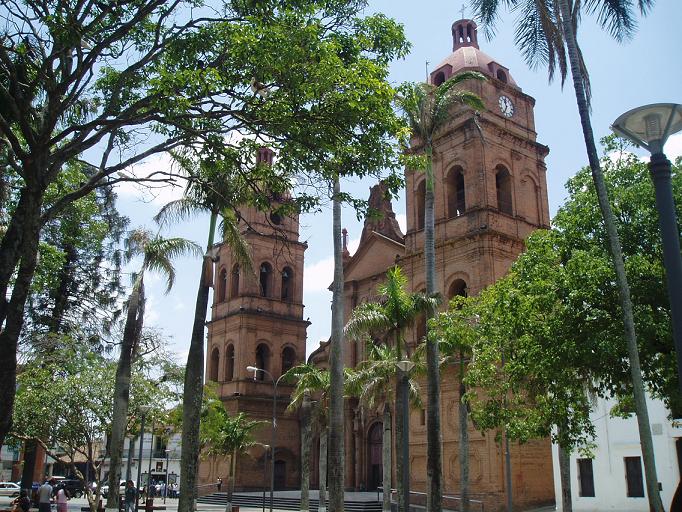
[462, 137, 682, 450]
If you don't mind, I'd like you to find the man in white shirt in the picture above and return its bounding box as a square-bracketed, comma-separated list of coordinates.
[38, 478, 55, 512]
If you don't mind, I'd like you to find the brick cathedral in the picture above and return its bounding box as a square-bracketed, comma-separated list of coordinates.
[199, 19, 555, 510]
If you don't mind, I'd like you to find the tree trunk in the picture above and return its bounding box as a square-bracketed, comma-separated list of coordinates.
[107, 279, 146, 511]
[0, 186, 44, 447]
[48, 243, 77, 333]
[318, 429, 328, 512]
[225, 449, 237, 512]
[424, 144, 443, 512]
[301, 392, 312, 512]
[126, 437, 135, 482]
[382, 406, 392, 512]
[458, 354, 469, 512]
[328, 178, 345, 512]
[394, 378, 405, 512]
[557, 442, 572, 512]
[178, 212, 217, 512]
[20, 440, 38, 492]
[557, 3, 663, 511]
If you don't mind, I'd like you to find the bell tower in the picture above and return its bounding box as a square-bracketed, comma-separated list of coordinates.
[404, 18, 550, 300]
[400, 19, 554, 510]
[203, 147, 308, 491]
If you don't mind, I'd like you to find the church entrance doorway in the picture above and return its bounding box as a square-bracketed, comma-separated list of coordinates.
[367, 422, 383, 490]
[274, 460, 286, 490]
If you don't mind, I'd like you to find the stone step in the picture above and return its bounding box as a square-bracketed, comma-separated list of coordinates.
[198, 493, 382, 512]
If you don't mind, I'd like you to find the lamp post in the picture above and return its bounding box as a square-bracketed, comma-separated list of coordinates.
[612, 103, 682, 395]
[164, 449, 170, 503]
[136, 407, 150, 502]
[147, 418, 155, 495]
[247, 366, 287, 512]
[396, 360, 415, 512]
[261, 445, 269, 512]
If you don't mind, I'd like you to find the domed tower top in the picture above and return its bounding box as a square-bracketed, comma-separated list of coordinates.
[452, 19, 479, 51]
[431, 18, 518, 89]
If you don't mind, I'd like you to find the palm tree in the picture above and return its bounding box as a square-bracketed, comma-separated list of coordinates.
[345, 266, 438, 512]
[106, 229, 201, 511]
[202, 408, 263, 512]
[328, 177, 345, 512]
[154, 151, 253, 512]
[424, 296, 478, 512]
[471, 1, 661, 510]
[345, 343, 423, 512]
[283, 364, 332, 512]
[395, 73, 484, 512]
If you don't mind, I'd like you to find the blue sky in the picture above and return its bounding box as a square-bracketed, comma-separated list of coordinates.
[115, 0, 682, 364]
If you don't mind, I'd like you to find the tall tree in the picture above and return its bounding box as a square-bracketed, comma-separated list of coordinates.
[328, 177, 345, 512]
[154, 148, 253, 512]
[283, 364, 333, 512]
[0, 0, 409, 447]
[395, 73, 484, 512]
[106, 230, 201, 512]
[345, 265, 438, 512]
[471, 1, 661, 509]
[427, 296, 478, 512]
[345, 343, 423, 512]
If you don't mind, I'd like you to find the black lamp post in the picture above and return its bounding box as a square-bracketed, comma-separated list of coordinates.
[396, 359, 415, 512]
[247, 366, 287, 512]
[612, 103, 682, 396]
[136, 406, 150, 500]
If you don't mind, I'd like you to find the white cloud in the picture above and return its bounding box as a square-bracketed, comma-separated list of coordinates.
[665, 133, 682, 159]
[115, 152, 186, 206]
[304, 257, 334, 293]
[396, 213, 407, 234]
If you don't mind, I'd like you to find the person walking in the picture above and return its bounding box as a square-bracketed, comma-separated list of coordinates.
[37, 479, 54, 512]
[124, 480, 137, 512]
[55, 485, 68, 512]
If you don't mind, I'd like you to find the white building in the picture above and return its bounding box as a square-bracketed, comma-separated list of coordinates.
[551, 394, 681, 511]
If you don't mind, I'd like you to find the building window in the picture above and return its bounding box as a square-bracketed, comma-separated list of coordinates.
[416, 180, 426, 230]
[624, 456, 644, 498]
[230, 264, 240, 298]
[260, 262, 273, 297]
[255, 344, 269, 381]
[218, 268, 227, 302]
[447, 167, 466, 218]
[420, 409, 426, 426]
[433, 71, 446, 86]
[281, 267, 293, 301]
[448, 279, 467, 300]
[281, 346, 296, 375]
[577, 458, 595, 497]
[496, 165, 513, 215]
[225, 344, 235, 381]
[209, 347, 219, 382]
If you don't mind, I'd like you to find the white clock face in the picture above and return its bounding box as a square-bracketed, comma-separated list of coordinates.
[498, 95, 514, 118]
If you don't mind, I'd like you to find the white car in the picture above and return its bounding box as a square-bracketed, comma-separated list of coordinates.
[100, 481, 127, 498]
[0, 482, 20, 497]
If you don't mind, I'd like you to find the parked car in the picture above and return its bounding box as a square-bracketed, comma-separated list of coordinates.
[100, 481, 127, 499]
[59, 480, 85, 498]
[0, 482, 20, 497]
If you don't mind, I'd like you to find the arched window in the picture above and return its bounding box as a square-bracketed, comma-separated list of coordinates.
[209, 347, 219, 381]
[496, 69, 508, 83]
[433, 71, 446, 86]
[281, 267, 293, 301]
[260, 262, 273, 297]
[416, 180, 426, 230]
[218, 268, 227, 302]
[448, 279, 468, 299]
[447, 166, 466, 218]
[281, 346, 296, 375]
[496, 165, 513, 215]
[255, 344, 269, 381]
[230, 264, 240, 298]
[415, 314, 426, 344]
[225, 344, 235, 381]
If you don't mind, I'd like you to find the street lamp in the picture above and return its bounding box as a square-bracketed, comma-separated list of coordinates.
[246, 365, 287, 512]
[612, 103, 682, 394]
[395, 360, 415, 512]
[163, 449, 170, 503]
[136, 406, 151, 503]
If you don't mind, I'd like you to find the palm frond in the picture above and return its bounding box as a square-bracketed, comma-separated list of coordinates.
[154, 197, 207, 229]
[219, 208, 253, 275]
[344, 303, 391, 340]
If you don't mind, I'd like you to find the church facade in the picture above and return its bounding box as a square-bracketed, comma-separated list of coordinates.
[200, 19, 555, 511]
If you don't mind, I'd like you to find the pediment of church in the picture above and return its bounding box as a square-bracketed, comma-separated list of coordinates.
[344, 231, 405, 283]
